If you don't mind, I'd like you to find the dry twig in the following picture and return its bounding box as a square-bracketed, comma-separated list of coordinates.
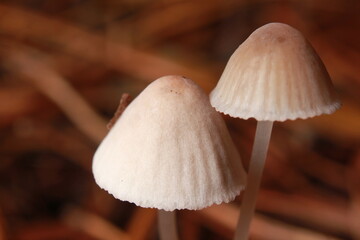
[107, 93, 132, 129]
[0, 4, 215, 91]
[257, 189, 358, 238]
[192, 203, 341, 240]
[62, 206, 131, 240]
[4, 44, 108, 143]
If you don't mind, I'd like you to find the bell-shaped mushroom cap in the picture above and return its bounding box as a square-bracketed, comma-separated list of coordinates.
[93, 75, 246, 211]
[210, 22, 341, 121]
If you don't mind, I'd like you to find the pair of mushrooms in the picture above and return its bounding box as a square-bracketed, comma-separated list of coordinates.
[93, 23, 340, 240]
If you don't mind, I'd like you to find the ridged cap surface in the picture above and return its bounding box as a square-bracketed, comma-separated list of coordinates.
[210, 23, 341, 121]
[93, 75, 246, 211]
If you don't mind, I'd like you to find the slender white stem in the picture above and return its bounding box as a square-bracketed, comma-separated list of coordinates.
[158, 210, 179, 240]
[234, 121, 274, 240]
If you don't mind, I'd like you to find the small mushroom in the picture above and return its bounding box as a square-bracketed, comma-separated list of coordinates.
[210, 23, 341, 240]
[93, 75, 246, 239]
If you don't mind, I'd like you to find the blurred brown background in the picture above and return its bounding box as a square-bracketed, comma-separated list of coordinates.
[0, 0, 359, 239]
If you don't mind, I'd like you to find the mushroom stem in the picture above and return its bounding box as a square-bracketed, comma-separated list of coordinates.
[234, 121, 273, 240]
[158, 210, 179, 240]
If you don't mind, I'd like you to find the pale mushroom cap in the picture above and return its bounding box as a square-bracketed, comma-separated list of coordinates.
[93, 75, 246, 211]
[210, 22, 341, 121]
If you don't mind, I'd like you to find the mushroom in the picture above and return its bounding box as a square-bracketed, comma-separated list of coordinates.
[93, 75, 247, 239]
[210, 23, 341, 240]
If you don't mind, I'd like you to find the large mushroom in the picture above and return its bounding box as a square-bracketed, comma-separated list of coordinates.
[210, 23, 341, 240]
[93, 75, 247, 239]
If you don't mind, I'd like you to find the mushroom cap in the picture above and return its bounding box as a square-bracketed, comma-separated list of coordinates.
[210, 22, 341, 121]
[93, 75, 246, 211]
